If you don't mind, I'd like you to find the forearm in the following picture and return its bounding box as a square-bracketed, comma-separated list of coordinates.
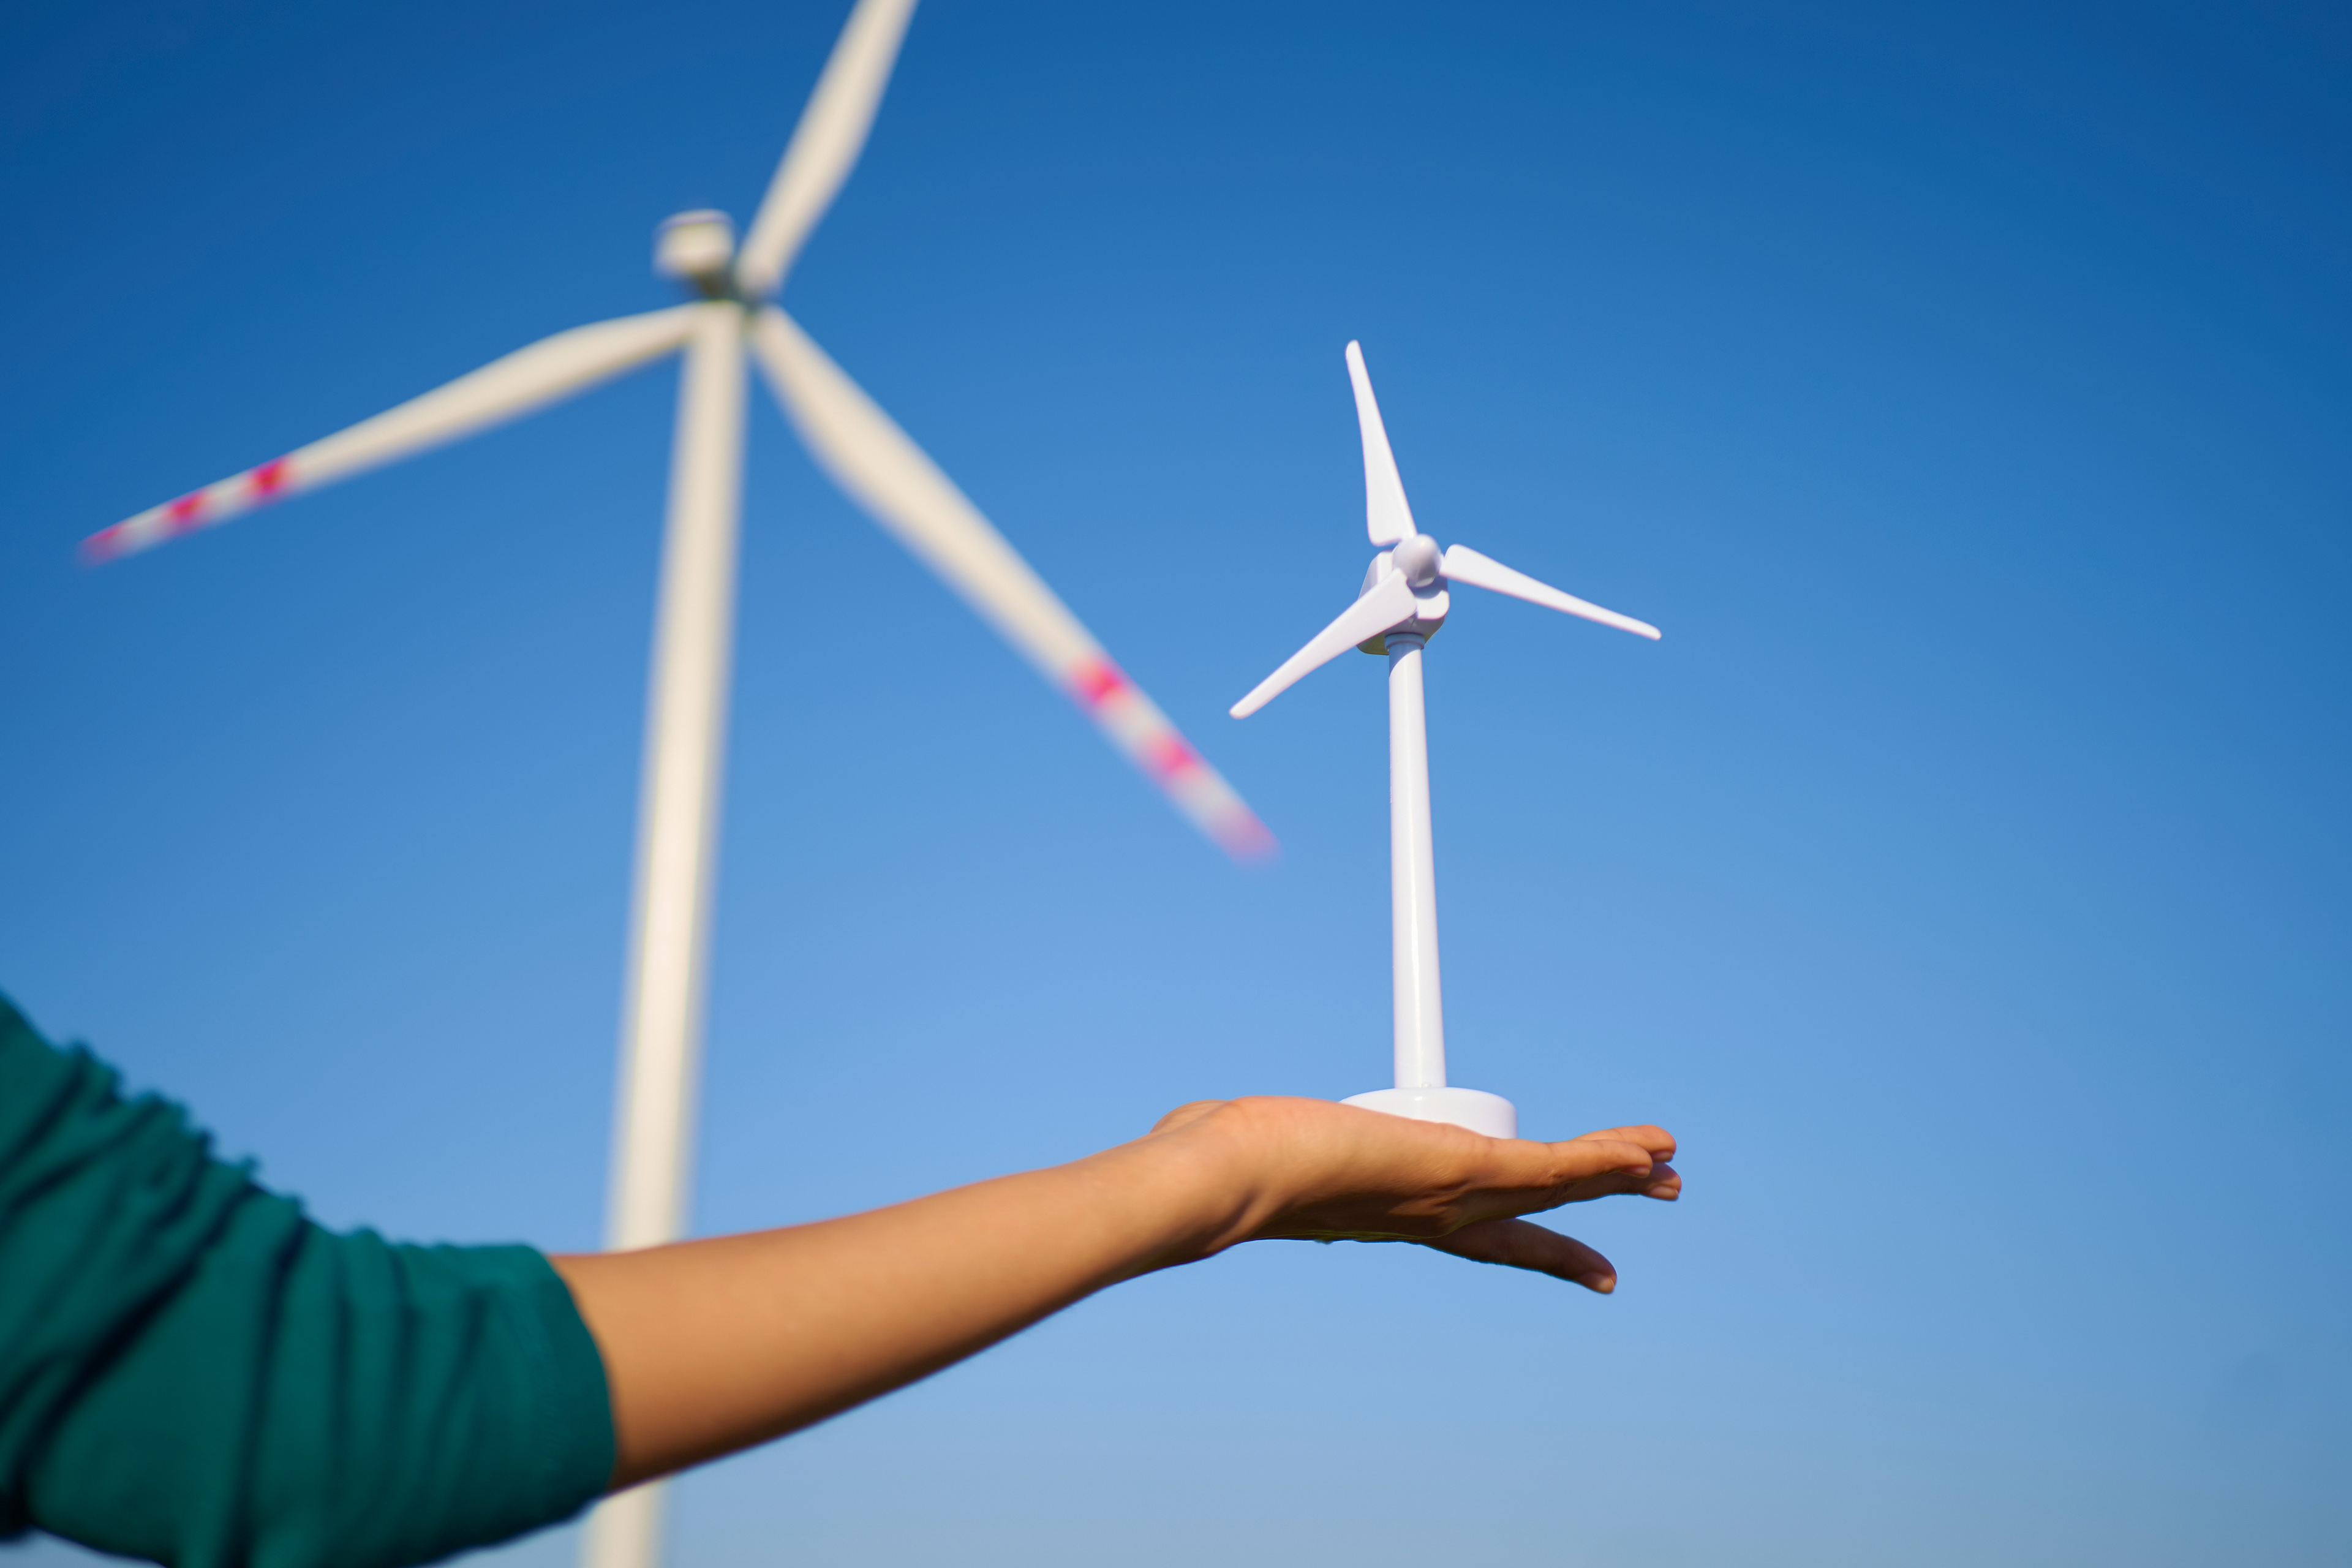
[551, 1097, 1677, 1491]
[553, 1121, 1251, 1487]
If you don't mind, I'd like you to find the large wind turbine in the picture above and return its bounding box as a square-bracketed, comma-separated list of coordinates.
[1231, 341, 1658, 1137]
[83, 1, 1270, 1561]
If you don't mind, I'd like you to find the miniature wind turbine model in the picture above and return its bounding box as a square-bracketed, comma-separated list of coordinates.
[84, 2, 1268, 1564]
[1232, 342, 1660, 1138]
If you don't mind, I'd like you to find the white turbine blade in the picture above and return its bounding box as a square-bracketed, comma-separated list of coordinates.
[1344, 340, 1417, 547]
[1229, 570, 1420, 719]
[748, 306, 1273, 861]
[1440, 543, 1662, 641]
[734, 0, 921, 299]
[84, 305, 703, 563]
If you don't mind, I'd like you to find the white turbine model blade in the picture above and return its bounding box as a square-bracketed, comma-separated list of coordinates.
[734, 0, 921, 299]
[84, 305, 703, 563]
[1439, 543, 1662, 641]
[748, 306, 1273, 860]
[1229, 570, 1420, 719]
[1344, 340, 1417, 547]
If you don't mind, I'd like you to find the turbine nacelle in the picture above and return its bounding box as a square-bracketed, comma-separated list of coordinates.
[654, 210, 738, 298]
[1354, 545, 1449, 657]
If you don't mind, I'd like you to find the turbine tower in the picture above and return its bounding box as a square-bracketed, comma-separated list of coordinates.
[1231, 341, 1659, 1136]
[83, 3, 1270, 1562]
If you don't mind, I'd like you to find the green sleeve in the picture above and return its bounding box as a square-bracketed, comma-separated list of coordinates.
[0, 994, 617, 1568]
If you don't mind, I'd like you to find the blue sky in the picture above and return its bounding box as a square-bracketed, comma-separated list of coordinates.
[4, 1, 2349, 1563]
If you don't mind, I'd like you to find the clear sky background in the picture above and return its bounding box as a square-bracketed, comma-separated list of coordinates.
[4, 1, 2348, 1563]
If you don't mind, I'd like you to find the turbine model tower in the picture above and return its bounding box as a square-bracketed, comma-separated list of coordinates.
[84, 2, 1270, 1563]
[1231, 341, 1659, 1137]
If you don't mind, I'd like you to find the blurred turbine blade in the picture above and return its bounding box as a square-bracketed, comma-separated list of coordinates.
[1229, 570, 1420, 718]
[734, 0, 921, 299]
[1439, 543, 1662, 641]
[1344, 340, 1417, 547]
[84, 305, 703, 563]
[747, 306, 1273, 860]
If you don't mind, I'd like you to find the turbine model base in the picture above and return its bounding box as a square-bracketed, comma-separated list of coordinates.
[1341, 1086, 1517, 1139]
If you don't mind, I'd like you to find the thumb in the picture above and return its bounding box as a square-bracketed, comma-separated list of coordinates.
[1416, 1218, 1619, 1292]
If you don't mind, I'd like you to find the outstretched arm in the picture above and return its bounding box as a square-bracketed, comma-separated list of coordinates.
[552, 1097, 1679, 1488]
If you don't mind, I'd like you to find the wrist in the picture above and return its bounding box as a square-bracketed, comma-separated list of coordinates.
[1092, 1102, 1281, 1272]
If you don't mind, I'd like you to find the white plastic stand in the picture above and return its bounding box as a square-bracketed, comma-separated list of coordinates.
[1341, 1085, 1518, 1139]
[1340, 627, 1518, 1140]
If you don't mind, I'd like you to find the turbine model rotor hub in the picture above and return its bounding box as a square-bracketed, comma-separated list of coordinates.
[1393, 532, 1442, 586]
[654, 210, 739, 297]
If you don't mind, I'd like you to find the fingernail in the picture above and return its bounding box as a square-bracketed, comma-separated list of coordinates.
[1578, 1272, 1617, 1294]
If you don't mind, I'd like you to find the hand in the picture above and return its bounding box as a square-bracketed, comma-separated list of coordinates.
[1144, 1097, 1678, 1294]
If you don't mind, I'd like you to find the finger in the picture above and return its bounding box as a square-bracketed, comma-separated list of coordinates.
[1425, 1151, 1677, 1238]
[1481, 1127, 1673, 1185]
[1438, 1145, 1677, 1227]
[1518, 1135, 1674, 1191]
[1541, 1156, 1681, 1207]
[1419, 1218, 1619, 1292]
[1567, 1124, 1677, 1161]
